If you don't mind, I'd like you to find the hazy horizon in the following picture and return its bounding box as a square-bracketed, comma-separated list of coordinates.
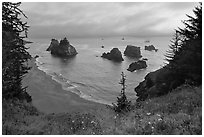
[20, 2, 198, 39]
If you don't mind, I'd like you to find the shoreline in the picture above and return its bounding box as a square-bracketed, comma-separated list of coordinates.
[22, 58, 106, 114]
[35, 57, 112, 106]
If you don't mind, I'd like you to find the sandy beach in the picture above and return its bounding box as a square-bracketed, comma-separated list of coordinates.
[22, 58, 105, 114]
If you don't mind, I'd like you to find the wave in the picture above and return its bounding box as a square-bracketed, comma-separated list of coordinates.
[34, 59, 112, 106]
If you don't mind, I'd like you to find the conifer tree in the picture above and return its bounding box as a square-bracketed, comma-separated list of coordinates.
[165, 3, 202, 85]
[2, 2, 31, 101]
[113, 72, 131, 113]
[165, 30, 181, 67]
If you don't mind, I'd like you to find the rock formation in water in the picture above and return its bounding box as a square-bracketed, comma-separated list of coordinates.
[46, 38, 77, 57]
[46, 39, 59, 51]
[145, 45, 158, 52]
[101, 48, 124, 62]
[127, 60, 147, 72]
[124, 45, 142, 58]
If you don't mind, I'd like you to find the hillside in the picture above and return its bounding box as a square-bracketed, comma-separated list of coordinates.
[2, 84, 202, 135]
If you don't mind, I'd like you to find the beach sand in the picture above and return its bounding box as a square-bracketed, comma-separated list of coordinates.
[22, 58, 106, 114]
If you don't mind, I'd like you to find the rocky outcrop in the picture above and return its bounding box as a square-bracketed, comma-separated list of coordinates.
[101, 48, 124, 62]
[127, 60, 147, 72]
[145, 45, 158, 52]
[135, 67, 184, 101]
[124, 45, 142, 58]
[46, 39, 59, 51]
[47, 38, 77, 57]
[135, 68, 164, 101]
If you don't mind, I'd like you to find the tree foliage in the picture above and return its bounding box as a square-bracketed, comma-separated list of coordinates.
[2, 2, 31, 102]
[165, 3, 202, 86]
[113, 72, 131, 113]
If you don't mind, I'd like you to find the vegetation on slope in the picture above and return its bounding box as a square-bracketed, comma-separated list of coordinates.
[2, 85, 202, 135]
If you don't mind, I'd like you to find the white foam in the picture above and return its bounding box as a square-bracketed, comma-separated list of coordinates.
[34, 58, 113, 106]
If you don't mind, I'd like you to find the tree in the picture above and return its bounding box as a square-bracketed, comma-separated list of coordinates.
[179, 3, 202, 41]
[166, 30, 181, 65]
[113, 72, 131, 113]
[165, 3, 202, 86]
[2, 2, 31, 102]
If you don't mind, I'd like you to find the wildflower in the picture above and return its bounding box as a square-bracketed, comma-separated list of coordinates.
[82, 121, 84, 124]
[91, 121, 95, 124]
[148, 122, 151, 124]
[147, 112, 151, 116]
[72, 120, 75, 123]
[151, 126, 154, 129]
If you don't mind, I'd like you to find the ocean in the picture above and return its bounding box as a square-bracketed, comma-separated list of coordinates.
[26, 36, 171, 106]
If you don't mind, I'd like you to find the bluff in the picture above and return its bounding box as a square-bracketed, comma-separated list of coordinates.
[135, 66, 184, 101]
[101, 48, 124, 62]
[124, 45, 142, 58]
[47, 38, 77, 57]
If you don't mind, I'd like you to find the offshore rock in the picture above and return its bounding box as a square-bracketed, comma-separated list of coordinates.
[145, 45, 158, 52]
[127, 60, 147, 72]
[124, 45, 142, 58]
[101, 48, 124, 62]
[47, 38, 77, 57]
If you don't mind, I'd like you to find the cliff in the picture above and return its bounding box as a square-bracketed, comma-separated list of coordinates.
[135, 66, 187, 101]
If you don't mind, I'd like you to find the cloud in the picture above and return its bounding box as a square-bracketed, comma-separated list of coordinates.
[20, 2, 198, 39]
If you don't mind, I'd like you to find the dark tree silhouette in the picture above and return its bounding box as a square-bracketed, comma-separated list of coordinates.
[179, 3, 202, 41]
[166, 30, 181, 65]
[113, 72, 131, 113]
[2, 2, 31, 101]
[165, 3, 202, 86]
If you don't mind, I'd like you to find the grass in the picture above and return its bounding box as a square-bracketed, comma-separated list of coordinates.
[2, 84, 202, 135]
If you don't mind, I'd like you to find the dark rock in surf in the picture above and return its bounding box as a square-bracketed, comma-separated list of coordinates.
[127, 60, 147, 72]
[47, 38, 77, 57]
[101, 48, 124, 62]
[124, 45, 142, 58]
[145, 45, 158, 52]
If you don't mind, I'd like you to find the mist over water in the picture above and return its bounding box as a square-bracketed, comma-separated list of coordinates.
[26, 36, 171, 106]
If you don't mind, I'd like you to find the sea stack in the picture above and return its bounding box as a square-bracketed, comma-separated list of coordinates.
[101, 48, 124, 62]
[145, 45, 158, 52]
[46, 37, 77, 57]
[124, 45, 142, 58]
[127, 60, 147, 72]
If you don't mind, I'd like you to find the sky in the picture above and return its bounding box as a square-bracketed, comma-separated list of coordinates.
[20, 2, 198, 39]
